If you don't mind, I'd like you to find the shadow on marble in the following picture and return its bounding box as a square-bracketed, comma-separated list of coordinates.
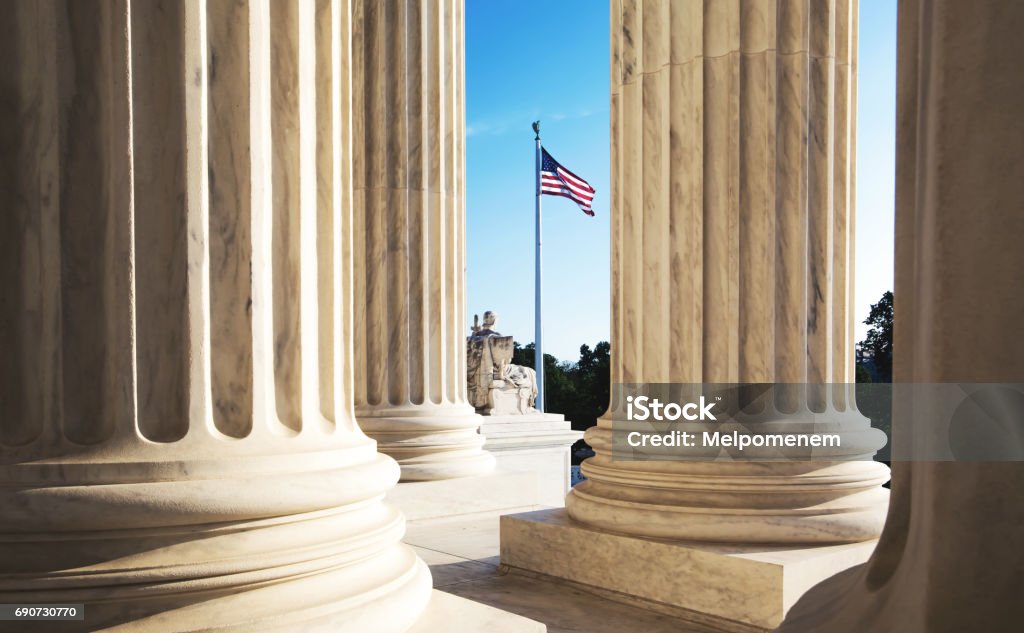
[408, 589, 546, 633]
[405, 512, 709, 633]
[411, 545, 501, 587]
[431, 566, 705, 633]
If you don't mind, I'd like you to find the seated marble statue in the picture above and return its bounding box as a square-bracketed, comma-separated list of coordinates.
[467, 311, 538, 415]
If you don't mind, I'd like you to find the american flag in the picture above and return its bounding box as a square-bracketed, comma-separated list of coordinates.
[540, 147, 596, 216]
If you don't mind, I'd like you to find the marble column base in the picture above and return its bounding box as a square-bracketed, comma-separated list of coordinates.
[568, 431, 890, 544]
[408, 589, 546, 633]
[500, 508, 879, 632]
[0, 451, 433, 633]
[480, 413, 582, 507]
[359, 408, 496, 481]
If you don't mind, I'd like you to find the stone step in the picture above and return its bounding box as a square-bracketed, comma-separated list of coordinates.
[500, 508, 880, 632]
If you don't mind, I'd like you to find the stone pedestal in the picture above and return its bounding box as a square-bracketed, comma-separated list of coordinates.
[503, 509, 876, 633]
[350, 0, 493, 482]
[482, 414, 582, 508]
[0, 1, 434, 630]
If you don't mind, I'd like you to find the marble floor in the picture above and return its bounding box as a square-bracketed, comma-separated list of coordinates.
[404, 512, 708, 633]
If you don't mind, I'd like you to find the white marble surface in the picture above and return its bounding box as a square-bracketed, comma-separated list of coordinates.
[406, 512, 509, 563]
[388, 469, 544, 523]
[408, 590, 546, 633]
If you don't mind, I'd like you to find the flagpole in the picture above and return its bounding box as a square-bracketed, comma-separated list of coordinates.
[532, 120, 544, 412]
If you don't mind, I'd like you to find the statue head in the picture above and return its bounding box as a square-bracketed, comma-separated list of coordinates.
[482, 311, 497, 329]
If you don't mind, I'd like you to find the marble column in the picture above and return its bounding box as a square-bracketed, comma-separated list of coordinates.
[777, 0, 1024, 630]
[566, 0, 890, 544]
[0, 1, 432, 630]
[350, 0, 494, 481]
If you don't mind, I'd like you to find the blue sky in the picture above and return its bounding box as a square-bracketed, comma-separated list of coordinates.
[466, 1, 896, 361]
[853, 0, 898, 341]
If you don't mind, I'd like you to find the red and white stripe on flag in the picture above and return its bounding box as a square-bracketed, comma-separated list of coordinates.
[540, 147, 596, 216]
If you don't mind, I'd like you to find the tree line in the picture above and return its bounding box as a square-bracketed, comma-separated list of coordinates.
[512, 341, 609, 432]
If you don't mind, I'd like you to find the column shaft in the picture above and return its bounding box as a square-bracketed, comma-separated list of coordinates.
[351, 0, 493, 481]
[0, 1, 431, 630]
[779, 0, 1024, 629]
[569, 0, 889, 544]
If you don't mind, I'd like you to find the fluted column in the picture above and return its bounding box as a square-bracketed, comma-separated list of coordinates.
[567, 0, 889, 543]
[350, 0, 494, 481]
[778, 1, 1024, 630]
[0, 1, 431, 631]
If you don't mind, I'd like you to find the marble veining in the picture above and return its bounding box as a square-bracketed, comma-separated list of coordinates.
[0, 2, 436, 630]
[350, 0, 493, 481]
[566, 0, 888, 545]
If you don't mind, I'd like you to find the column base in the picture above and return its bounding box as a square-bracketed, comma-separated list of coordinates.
[0, 540, 432, 633]
[359, 409, 496, 482]
[569, 437, 891, 544]
[0, 451, 435, 633]
[500, 508, 878, 632]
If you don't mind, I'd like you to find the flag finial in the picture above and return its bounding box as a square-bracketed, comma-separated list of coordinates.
[532, 120, 540, 140]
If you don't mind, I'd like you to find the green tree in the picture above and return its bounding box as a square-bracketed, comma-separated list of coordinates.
[569, 342, 610, 430]
[856, 290, 894, 465]
[513, 341, 610, 432]
[858, 290, 894, 383]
